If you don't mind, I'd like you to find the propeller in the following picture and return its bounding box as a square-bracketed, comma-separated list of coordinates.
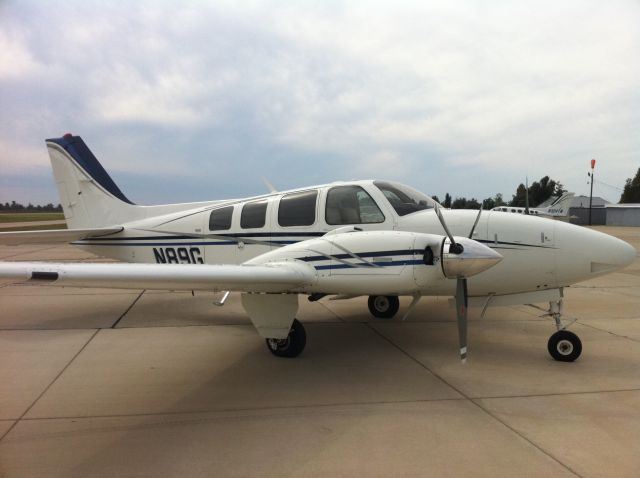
[456, 277, 468, 362]
[435, 204, 463, 254]
[434, 204, 500, 362]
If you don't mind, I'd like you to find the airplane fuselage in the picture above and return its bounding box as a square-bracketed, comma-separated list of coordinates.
[71, 180, 633, 298]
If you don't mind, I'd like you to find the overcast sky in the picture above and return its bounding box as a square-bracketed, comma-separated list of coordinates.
[1, 0, 638, 206]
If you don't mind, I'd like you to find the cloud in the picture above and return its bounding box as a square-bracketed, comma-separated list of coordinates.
[0, 0, 638, 204]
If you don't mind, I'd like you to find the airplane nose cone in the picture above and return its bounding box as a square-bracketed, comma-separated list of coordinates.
[611, 238, 636, 270]
[555, 222, 637, 283]
[585, 231, 636, 274]
[442, 237, 503, 279]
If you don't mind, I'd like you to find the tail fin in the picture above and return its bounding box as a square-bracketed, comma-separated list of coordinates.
[545, 192, 575, 217]
[46, 134, 145, 228]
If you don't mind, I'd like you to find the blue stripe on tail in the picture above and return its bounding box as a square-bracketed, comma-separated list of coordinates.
[46, 134, 134, 205]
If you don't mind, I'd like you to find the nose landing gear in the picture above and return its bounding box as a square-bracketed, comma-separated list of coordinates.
[546, 290, 582, 362]
[529, 289, 582, 362]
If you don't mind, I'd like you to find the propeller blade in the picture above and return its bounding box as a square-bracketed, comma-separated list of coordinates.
[455, 278, 468, 362]
[434, 205, 457, 248]
[468, 205, 483, 239]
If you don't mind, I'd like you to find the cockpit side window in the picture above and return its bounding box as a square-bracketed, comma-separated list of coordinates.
[373, 181, 435, 216]
[325, 185, 385, 225]
[209, 206, 233, 231]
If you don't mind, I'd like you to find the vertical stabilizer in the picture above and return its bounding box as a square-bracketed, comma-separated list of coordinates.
[544, 193, 575, 217]
[46, 134, 144, 228]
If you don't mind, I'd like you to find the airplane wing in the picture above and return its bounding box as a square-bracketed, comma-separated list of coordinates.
[0, 227, 123, 245]
[0, 260, 316, 293]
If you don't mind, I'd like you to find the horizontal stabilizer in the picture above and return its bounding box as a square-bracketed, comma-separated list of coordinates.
[0, 227, 123, 245]
[0, 261, 316, 293]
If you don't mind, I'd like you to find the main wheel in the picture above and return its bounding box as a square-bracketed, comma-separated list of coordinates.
[368, 295, 400, 319]
[547, 330, 582, 362]
[266, 319, 306, 358]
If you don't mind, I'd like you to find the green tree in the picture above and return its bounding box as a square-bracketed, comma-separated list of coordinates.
[620, 168, 640, 203]
[510, 184, 528, 207]
[451, 197, 480, 209]
[443, 193, 452, 208]
[510, 176, 565, 207]
[483, 193, 506, 210]
[451, 197, 465, 209]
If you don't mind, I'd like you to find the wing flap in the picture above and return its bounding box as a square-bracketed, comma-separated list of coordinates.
[0, 227, 123, 245]
[0, 261, 316, 293]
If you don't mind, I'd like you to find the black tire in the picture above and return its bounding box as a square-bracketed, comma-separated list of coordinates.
[547, 330, 582, 362]
[368, 295, 400, 319]
[265, 319, 306, 358]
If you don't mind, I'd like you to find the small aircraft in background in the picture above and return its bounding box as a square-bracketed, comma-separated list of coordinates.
[0, 135, 635, 362]
[492, 192, 575, 219]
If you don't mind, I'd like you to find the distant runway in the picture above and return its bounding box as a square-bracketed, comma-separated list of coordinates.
[0, 226, 638, 477]
[0, 220, 66, 229]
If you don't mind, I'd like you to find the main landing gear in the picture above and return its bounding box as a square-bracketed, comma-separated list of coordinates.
[266, 319, 306, 358]
[368, 295, 400, 319]
[546, 292, 582, 362]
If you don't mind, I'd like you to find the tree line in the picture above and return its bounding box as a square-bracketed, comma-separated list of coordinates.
[619, 167, 640, 203]
[3, 168, 638, 214]
[432, 176, 566, 210]
[0, 201, 62, 212]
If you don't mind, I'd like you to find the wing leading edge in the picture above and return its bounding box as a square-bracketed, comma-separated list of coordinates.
[0, 261, 316, 293]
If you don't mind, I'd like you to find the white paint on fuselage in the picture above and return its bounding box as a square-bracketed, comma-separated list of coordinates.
[73, 179, 636, 299]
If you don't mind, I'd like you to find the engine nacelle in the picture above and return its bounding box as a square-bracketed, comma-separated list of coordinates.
[248, 230, 502, 296]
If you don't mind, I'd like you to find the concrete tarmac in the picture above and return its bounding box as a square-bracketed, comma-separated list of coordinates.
[0, 227, 638, 477]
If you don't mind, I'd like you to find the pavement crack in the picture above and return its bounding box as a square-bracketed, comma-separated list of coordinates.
[0, 328, 100, 444]
[365, 323, 583, 478]
[15, 396, 468, 424]
[471, 388, 640, 400]
[316, 300, 348, 323]
[576, 320, 640, 343]
[110, 290, 145, 328]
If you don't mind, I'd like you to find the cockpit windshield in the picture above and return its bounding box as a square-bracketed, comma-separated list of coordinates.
[374, 181, 438, 216]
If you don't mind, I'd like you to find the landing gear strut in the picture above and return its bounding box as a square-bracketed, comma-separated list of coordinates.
[266, 318, 306, 358]
[368, 295, 400, 319]
[546, 291, 582, 362]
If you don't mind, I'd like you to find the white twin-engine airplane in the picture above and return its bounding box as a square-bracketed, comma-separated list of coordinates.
[491, 192, 575, 219]
[0, 134, 635, 362]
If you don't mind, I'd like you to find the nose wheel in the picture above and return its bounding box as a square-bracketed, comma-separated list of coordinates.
[368, 295, 400, 319]
[548, 330, 582, 362]
[266, 318, 306, 358]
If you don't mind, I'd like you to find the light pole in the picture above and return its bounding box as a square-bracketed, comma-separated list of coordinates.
[588, 159, 596, 226]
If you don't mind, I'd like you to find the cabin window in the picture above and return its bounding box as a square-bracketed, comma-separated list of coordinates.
[326, 186, 385, 225]
[278, 190, 318, 227]
[241, 200, 268, 228]
[208, 206, 233, 231]
[374, 181, 435, 216]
